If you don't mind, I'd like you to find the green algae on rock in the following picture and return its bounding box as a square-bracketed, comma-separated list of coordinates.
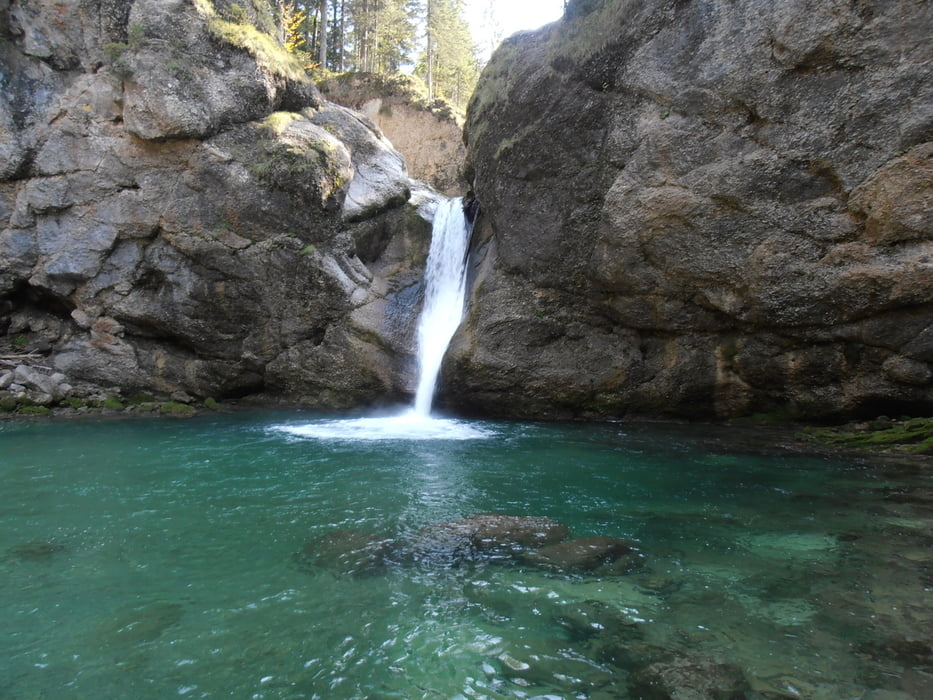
[802, 418, 933, 455]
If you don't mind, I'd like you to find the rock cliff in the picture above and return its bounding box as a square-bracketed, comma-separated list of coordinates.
[319, 72, 468, 196]
[447, 0, 933, 420]
[0, 0, 436, 409]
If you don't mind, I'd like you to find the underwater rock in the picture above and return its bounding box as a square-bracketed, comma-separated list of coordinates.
[555, 599, 642, 642]
[460, 513, 570, 551]
[860, 638, 933, 668]
[6, 539, 67, 561]
[100, 601, 185, 646]
[296, 530, 397, 577]
[627, 654, 750, 700]
[411, 513, 570, 565]
[525, 536, 640, 575]
[493, 638, 628, 697]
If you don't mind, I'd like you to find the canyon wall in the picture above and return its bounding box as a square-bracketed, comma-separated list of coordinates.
[0, 0, 434, 408]
[446, 0, 933, 420]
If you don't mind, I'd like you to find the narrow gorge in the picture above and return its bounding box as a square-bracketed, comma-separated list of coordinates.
[2, 0, 931, 423]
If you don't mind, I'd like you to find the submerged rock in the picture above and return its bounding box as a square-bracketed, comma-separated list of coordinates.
[100, 601, 186, 646]
[6, 539, 67, 561]
[296, 530, 397, 577]
[410, 513, 570, 565]
[525, 536, 641, 575]
[627, 654, 750, 700]
[555, 598, 642, 642]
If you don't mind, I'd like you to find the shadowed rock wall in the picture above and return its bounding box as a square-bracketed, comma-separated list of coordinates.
[445, 0, 933, 420]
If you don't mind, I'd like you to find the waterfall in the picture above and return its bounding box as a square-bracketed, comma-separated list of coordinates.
[412, 197, 472, 416]
[269, 195, 487, 442]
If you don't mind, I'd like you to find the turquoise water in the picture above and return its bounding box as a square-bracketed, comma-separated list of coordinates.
[1, 412, 930, 699]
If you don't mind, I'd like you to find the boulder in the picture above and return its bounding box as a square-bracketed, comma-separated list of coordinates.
[447, 0, 933, 420]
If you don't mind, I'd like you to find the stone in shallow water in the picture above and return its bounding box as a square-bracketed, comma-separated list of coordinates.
[101, 602, 186, 646]
[296, 530, 397, 577]
[411, 513, 570, 565]
[525, 536, 641, 574]
[6, 539, 67, 561]
[491, 637, 629, 698]
[627, 654, 749, 700]
[555, 599, 642, 642]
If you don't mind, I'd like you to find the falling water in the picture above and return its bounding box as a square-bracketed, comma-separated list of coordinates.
[272, 195, 483, 441]
[413, 197, 472, 416]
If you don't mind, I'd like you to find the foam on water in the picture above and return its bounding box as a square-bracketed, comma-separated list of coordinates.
[276, 196, 474, 442]
[272, 412, 491, 441]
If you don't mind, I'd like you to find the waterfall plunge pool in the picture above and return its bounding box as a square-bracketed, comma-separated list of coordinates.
[2, 411, 931, 699]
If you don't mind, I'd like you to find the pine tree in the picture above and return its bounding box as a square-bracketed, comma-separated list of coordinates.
[418, 0, 478, 108]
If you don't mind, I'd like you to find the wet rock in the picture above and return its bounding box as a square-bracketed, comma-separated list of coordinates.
[525, 536, 641, 575]
[296, 530, 397, 577]
[627, 654, 750, 700]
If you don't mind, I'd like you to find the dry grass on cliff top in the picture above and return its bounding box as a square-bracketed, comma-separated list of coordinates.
[194, 0, 308, 82]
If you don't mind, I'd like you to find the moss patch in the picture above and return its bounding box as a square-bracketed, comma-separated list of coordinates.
[195, 0, 308, 82]
[801, 418, 933, 455]
[18, 405, 51, 416]
[160, 401, 197, 417]
[102, 396, 125, 411]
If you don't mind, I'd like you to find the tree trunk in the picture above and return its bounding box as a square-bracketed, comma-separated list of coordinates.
[426, 0, 434, 98]
[318, 0, 328, 67]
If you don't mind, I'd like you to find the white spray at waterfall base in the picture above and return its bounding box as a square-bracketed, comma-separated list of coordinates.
[273, 196, 489, 441]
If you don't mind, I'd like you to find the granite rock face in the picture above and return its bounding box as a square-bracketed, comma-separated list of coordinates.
[447, 0, 933, 420]
[0, 0, 436, 406]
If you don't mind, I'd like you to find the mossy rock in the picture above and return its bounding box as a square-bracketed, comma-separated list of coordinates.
[18, 405, 51, 416]
[102, 396, 125, 411]
[203, 397, 220, 410]
[801, 418, 933, 454]
[0, 396, 18, 412]
[160, 401, 196, 417]
[63, 397, 88, 409]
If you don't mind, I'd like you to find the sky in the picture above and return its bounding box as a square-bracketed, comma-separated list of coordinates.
[464, 0, 566, 61]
